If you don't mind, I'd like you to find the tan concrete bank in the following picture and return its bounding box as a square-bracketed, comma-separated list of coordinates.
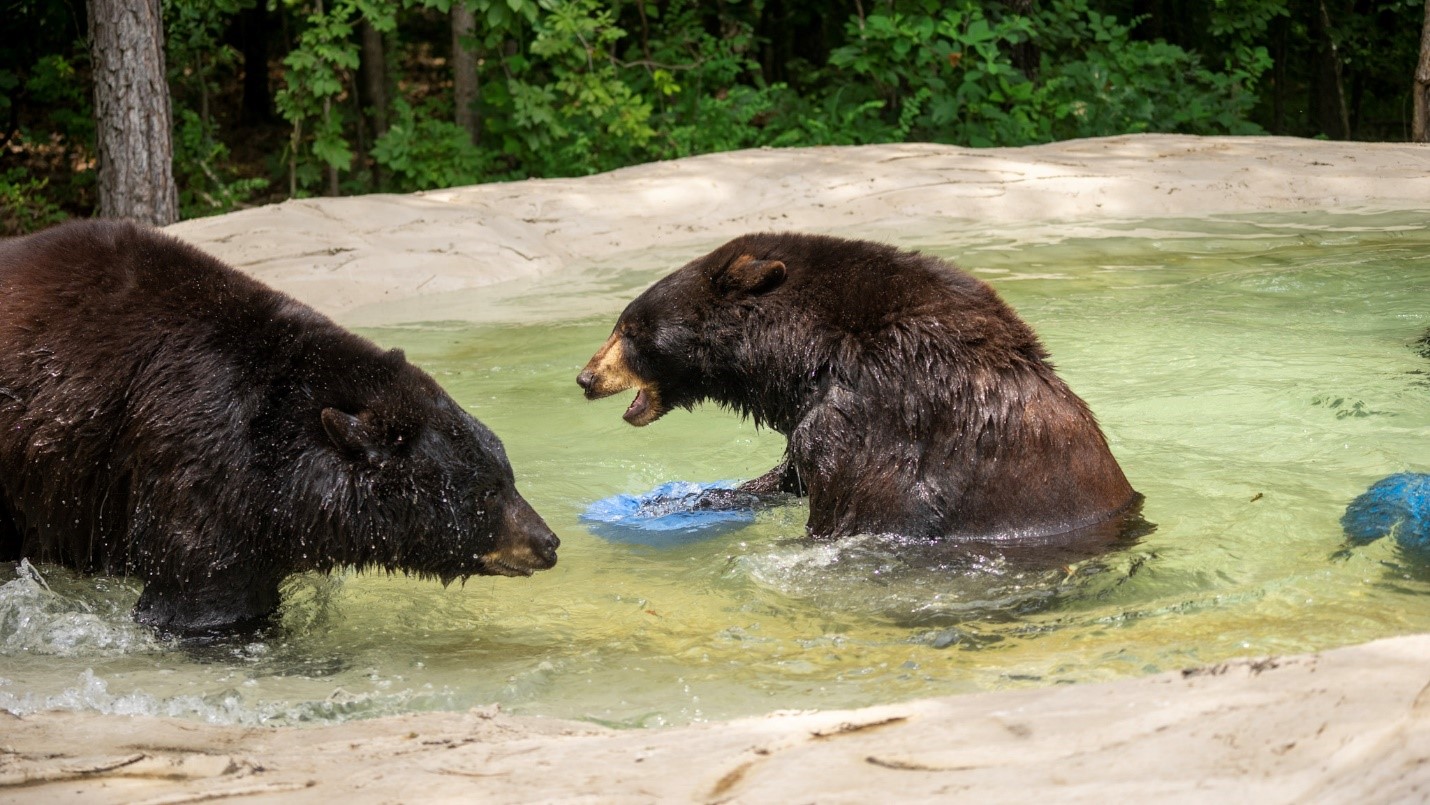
[4, 135, 1430, 803]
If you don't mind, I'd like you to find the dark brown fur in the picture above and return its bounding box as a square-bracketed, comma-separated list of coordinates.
[579, 232, 1139, 544]
[0, 220, 558, 635]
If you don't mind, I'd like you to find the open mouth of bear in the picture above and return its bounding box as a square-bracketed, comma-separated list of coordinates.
[625, 388, 652, 423]
[622, 386, 666, 426]
[582, 375, 665, 426]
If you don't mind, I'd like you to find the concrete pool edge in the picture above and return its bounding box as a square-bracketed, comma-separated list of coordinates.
[7, 134, 1430, 800]
[6, 633, 1430, 801]
[166, 133, 1430, 325]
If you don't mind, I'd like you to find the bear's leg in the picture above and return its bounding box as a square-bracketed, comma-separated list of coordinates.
[737, 458, 807, 497]
[0, 495, 20, 562]
[135, 572, 283, 636]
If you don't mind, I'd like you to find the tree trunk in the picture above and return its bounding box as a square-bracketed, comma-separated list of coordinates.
[1270, 11, 1287, 134]
[1314, 0, 1351, 139]
[238, 1, 273, 124]
[358, 19, 388, 192]
[323, 93, 340, 197]
[1001, 0, 1039, 79]
[451, 2, 480, 146]
[1415, 0, 1430, 142]
[360, 20, 389, 138]
[316, 0, 339, 197]
[88, 0, 178, 225]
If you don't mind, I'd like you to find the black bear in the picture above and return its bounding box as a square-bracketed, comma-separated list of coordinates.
[578, 232, 1139, 546]
[0, 220, 558, 635]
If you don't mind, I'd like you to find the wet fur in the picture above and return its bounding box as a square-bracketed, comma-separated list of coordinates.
[583, 232, 1139, 543]
[0, 220, 557, 634]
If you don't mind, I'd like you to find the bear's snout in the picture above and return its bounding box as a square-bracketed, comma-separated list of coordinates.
[528, 524, 560, 566]
[577, 332, 668, 426]
[576, 368, 598, 394]
[481, 496, 559, 577]
[576, 332, 634, 400]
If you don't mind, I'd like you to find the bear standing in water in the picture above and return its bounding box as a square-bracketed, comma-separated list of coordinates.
[579, 232, 1139, 545]
[0, 220, 558, 635]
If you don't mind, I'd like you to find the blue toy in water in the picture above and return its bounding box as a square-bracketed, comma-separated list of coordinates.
[581, 481, 758, 546]
[1341, 473, 1430, 552]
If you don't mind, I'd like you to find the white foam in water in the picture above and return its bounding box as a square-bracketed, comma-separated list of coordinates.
[0, 560, 158, 656]
[0, 563, 458, 725]
[731, 532, 1079, 626]
[0, 667, 456, 725]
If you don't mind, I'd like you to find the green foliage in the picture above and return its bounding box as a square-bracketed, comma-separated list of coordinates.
[3, 50, 95, 225]
[627, 1, 788, 156]
[662, 83, 790, 154]
[820, 0, 1266, 148]
[371, 98, 489, 190]
[0, 168, 68, 236]
[165, 0, 270, 217]
[496, 0, 656, 176]
[275, 0, 363, 193]
[1, 0, 1422, 223]
[457, 0, 539, 49]
[22, 54, 94, 144]
[172, 108, 271, 217]
[827, 2, 1049, 146]
[1034, 0, 1267, 138]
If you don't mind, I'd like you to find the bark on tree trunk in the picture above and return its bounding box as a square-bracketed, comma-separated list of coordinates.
[451, 3, 480, 146]
[1315, 0, 1351, 139]
[1415, 0, 1430, 142]
[238, 1, 273, 124]
[88, 0, 178, 225]
[323, 94, 339, 197]
[1270, 11, 1287, 134]
[357, 20, 389, 192]
[360, 21, 389, 138]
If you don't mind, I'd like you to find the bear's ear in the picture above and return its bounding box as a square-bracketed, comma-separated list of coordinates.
[719, 255, 786, 297]
[322, 407, 382, 463]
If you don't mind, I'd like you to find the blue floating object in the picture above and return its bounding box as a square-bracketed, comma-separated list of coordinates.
[1341, 473, 1430, 552]
[581, 481, 757, 546]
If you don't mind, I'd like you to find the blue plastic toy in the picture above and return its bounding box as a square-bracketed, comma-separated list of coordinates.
[1341, 473, 1430, 552]
[581, 481, 758, 546]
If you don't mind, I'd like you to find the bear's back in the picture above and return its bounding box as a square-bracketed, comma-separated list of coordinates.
[708, 232, 1136, 543]
[0, 219, 290, 343]
[721, 232, 1045, 362]
[0, 221, 393, 572]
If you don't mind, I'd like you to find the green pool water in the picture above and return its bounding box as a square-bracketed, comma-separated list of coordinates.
[2, 210, 1427, 727]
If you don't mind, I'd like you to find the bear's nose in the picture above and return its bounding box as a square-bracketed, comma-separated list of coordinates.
[534, 530, 560, 564]
[576, 370, 596, 391]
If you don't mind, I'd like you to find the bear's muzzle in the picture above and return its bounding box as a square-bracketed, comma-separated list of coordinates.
[577, 332, 667, 426]
[478, 494, 559, 577]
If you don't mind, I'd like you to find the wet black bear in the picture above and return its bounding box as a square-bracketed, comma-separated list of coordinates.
[0, 220, 558, 635]
[578, 232, 1139, 546]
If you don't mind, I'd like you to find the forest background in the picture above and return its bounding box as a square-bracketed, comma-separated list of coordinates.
[3, 0, 1428, 233]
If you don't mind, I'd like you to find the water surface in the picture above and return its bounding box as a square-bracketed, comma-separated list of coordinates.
[3, 210, 1427, 727]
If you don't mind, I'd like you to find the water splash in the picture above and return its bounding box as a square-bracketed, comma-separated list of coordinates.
[0, 667, 457, 725]
[0, 560, 158, 657]
[729, 532, 1099, 627]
